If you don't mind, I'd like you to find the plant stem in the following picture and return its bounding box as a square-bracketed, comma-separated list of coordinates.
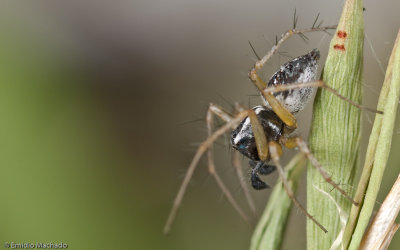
[307, 0, 364, 249]
[347, 29, 400, 250]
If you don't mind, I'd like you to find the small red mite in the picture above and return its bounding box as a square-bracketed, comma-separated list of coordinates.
[337, 31, 347, 39]
[334, 44, 346, 51]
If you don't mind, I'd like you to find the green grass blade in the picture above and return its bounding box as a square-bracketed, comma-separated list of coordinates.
[342, 30, 400, 249]
[347, 29, 400, 250]
[306, 0, 364, 249]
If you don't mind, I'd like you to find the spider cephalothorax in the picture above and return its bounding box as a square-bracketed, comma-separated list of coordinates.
[230, 106, 282, 189]
[231, 106, 283, 162]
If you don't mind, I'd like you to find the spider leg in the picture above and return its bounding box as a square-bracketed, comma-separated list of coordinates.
[230, 103, 258, 213]
[163, 105, 248, 234]
[268, 141, 328, 233]
[247, 110, 270, 191]
[232, 151, 257, 215]
[262, 81, 383, 114]
[249, 25, 336, 73]
[283, 137, 358, 206]
[206, 104, 256, 217]
[250, 80, 382, 132]
[248, 109, 328, 232]
[248, 64, 298, 129]
[248, 110, 269, 161]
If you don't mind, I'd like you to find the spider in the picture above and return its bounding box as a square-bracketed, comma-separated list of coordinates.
[164, 23, 382, 234]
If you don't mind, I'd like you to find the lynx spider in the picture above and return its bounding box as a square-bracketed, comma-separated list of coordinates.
[164, 15, 382, 234]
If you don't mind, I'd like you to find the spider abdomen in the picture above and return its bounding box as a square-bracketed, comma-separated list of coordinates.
[264, 49, 320, 113]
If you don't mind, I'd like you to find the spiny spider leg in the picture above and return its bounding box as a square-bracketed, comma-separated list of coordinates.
[249, 25, 336, 75]
[222, 102, 257, 214]
[284, 137, 359, 206]
[232, 151, 257, 215]
[247, 110, 271, 191]
[262, 80, 383, 114]
[268, 141, 328, 233]
[163, 105, 248, 234]
[207, 104, 256, 216]
[252, 69, 382, 117]
[261, 91, 297, 129]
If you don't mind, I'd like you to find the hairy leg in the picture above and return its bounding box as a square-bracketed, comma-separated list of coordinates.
[206, 104, 252, 219]
[269, 141, 328, 233]
[163, 104, 248, 234]
[262, 81, 383, 114]
[233, 151, 257, 215]
[283, 136, 358, 206]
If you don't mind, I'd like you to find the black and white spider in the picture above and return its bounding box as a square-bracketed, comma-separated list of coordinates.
[164, 24, 381, 234]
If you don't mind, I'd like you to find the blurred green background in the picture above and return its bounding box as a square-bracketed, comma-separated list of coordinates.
[0, 1, 399, 249]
